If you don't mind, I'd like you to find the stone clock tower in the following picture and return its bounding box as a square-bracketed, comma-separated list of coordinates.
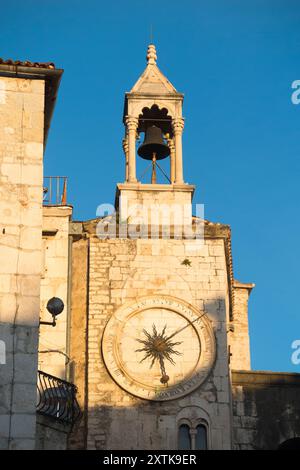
[69, 44, 253, 450]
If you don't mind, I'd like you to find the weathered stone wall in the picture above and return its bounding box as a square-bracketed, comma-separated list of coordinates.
[229, 283, 253, 370]
[84, 234, 232, 450]
[117, 184, 195, 226]
[0, 76, 44, 449]
[68, 236, 89, 450]
[38, 206, 72, 379]
[232, 371, 300, 449]
[35, 414, 68, 450]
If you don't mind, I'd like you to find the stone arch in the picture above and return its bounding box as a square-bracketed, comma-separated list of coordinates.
[138, 104, 172, 135]
[129, 99, 178, 120]
[278, 437, 300, 450]
[176, 405, 211, 428]
[176, 406, 211, 450]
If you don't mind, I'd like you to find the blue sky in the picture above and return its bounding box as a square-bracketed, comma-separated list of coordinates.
[1, 0, 300, 372]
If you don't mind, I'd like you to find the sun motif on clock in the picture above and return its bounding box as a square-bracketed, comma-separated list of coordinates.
[102, 296, 216, 401]
[135, 324, 183, 384]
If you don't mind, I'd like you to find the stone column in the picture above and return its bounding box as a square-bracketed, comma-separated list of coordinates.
[125, 116, 138, 183]
[190, 429, 197, 451]
[167, 137, 175, 183]
[122, 135, 129, 182]
[172, 117, 185, 184]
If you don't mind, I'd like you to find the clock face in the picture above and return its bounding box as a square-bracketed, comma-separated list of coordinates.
[102, 296, 216, 401]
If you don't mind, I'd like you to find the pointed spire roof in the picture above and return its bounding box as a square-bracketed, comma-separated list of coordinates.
[130, 44, 179, 95]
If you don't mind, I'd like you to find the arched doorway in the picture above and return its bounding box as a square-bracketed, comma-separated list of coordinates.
[278, 438, 300, 450]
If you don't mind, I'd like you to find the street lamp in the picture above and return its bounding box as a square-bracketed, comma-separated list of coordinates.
[40, 297, 64, 327]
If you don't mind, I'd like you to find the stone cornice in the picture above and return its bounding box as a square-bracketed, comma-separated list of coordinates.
[232, 370, 300, 387]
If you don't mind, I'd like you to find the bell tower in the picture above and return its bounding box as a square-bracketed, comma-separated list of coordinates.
[117, 44, 195, 223]
[69, 42, 242, 451]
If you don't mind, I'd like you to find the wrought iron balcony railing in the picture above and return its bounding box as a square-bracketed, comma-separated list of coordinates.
[37, 370, 81, 427]
[43, 176, 67, 205]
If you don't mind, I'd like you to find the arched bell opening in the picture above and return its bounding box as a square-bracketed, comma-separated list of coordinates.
[136, 105, 174, 184]
[138, 104, 173, 136]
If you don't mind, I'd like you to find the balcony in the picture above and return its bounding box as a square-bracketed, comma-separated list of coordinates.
[43, 176, 68, 205]
[37, 370, 81, 427]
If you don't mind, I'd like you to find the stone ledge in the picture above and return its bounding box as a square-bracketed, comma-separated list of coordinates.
[80, 219, 231, 239]
[233, 280, 255, 291]
[43, 205, 73, 218]
[117, 182, 195, 192]
[232, 370, 300, 387]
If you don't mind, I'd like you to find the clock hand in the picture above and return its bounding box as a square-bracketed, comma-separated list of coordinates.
[166, 311, 206, 341]
[158, 354, 169, 385]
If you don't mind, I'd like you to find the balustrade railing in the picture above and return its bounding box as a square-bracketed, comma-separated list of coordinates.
[43, 176, 67, 205]
[37, 370, 81, 427]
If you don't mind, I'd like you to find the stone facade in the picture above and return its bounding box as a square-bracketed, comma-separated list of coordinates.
[68, 236, 89, 450]
[69, 222, 234, 450]
[0, 61, 62, 450]
[1, 45, 300, 451]
[64, 44, 300, 450]
[39, 205, 72, 379]
[229, 282, 254, 370]
[116, 183, 195, 227]
[65, 215, 299, 450]
[64, 43, 251, 450]
[0, 75, 44, 449]
[36, 414, 68, 450]
[232, 371, 300, 449]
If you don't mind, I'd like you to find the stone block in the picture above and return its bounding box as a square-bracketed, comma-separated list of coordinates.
[109, 267, 122, 280]
[15, 295, 40, 325]
[20, 227, 41, 250]
[19, 250, 41, 278]
[25, 142, 44, 159]
[0, 437, 8, 449]
[0, 274, 12, 294]
[0, 414, 10, 438]
[23, 92, 44, 112]
[0, 246, 18, 274]
[14, 353, 37, 383]
[0, 293, 17, 322]
[9, 437, 36, 450]
[10, 413, 36, 439]
[16, 325, 38, 354]
[12, 383, 37, 413]
[20, 275, 40, 296]
[234, 427, 256, 445]
[208, 245, 225, 256]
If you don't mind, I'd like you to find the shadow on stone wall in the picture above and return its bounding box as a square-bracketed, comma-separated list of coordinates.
[232, 371, 300, 450]
[67, 296, 229, 450]
[66, 376, 300, 450]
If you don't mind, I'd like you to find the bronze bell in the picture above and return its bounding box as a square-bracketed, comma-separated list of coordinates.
[137, 125, 170, 160]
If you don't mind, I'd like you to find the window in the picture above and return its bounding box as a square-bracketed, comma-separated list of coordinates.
[178, 422, 208, 450]
[195, 424, 207, 450]
[178, 424, 191, 450]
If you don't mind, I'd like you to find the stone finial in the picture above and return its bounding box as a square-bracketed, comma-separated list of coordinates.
[147, 44, 157, 65]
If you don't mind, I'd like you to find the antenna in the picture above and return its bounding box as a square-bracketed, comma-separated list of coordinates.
[150, 24, 153, 44]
